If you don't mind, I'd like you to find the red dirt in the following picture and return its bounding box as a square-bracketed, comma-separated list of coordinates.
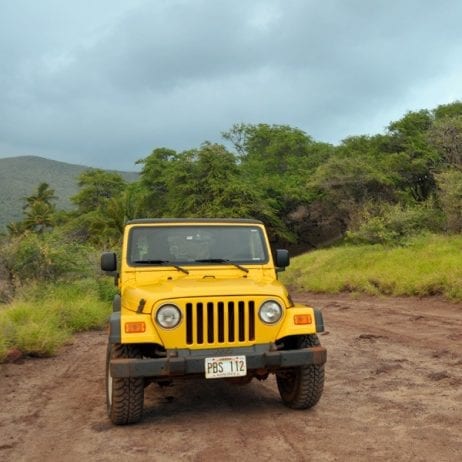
[1, 293, 461, 461]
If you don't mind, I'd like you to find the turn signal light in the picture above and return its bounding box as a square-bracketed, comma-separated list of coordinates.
[125, 322, 146, 333]
[294, 314, 312, 325]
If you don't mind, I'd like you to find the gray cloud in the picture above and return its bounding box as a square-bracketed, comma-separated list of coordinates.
[1, 0, 462, 170]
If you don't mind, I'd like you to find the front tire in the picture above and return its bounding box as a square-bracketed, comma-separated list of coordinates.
[106, 343, 144, 425]
[276, 335, 324, 409]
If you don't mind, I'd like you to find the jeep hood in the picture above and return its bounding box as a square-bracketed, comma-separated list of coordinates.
[122, 277, 290, 313]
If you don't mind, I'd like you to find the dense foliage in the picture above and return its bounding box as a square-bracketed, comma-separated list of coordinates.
[1, 100, 462, 359]
[1, 101, 462, 282]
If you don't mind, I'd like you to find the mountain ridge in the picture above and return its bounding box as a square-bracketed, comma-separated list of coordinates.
[0, 155, 138, 230]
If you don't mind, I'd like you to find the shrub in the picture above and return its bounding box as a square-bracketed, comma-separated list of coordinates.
[0, 280, 111, 362]
[0, 231, 96, 302]
[436, 169, 462, 233]
[96, 277, 118, 303]
[12, 232, 94, 282]
[346, 202, 444, 245]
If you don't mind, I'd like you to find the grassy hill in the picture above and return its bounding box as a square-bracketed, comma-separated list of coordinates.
[281, 233, 462, 300]
[0, 156, 138, 230]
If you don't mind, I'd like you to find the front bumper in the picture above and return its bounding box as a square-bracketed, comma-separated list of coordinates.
[110, 345, 327, 378]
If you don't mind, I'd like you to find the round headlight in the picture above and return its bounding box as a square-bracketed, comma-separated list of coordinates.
[259, 300, 282, 324]
[156, 304, 181, 329]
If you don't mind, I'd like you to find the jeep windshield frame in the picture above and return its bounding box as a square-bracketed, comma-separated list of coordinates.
[127, 225, 269, 267]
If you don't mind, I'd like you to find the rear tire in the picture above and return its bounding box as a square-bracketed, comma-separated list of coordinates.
[106, 343, 144, 425]
[276, 335, 324, 409]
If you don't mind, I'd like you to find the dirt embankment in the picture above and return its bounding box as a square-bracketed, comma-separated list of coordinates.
[1, 294, 461, 461]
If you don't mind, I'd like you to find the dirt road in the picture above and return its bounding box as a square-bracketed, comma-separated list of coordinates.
[1, 294, 461, 462]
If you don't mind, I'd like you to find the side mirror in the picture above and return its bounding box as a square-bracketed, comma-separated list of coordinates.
[275, 249, 290, 270]
[101, 252, 117, 272]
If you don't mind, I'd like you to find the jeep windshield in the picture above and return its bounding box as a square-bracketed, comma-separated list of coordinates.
[128, 225, 268, 267]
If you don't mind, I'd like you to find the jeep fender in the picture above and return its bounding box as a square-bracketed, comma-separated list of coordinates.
[109, 312, 121, 344]
[276, 306, 324, 340]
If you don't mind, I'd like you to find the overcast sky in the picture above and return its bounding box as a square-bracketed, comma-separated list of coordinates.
[1, 0, 461, 171]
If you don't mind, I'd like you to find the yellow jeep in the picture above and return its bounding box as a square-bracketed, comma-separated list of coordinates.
[101, 218, 326, 424]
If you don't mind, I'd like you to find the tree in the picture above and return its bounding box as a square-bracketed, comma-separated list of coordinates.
[136, 148, 177, 217]
[433, 101, 462, 120]
[23, 182, 57, 211]
[167, 143, 243, 216]
[69, 169, 129, 246]
[18, 182, 58, 234]
[71, 169, 127, 213]
[24, 201, 55, 234]
[224, 123, 332, 176]
[428, 116, 462, 169]
[80, 184, 147, 247]
[136, 142, 290, 241]
[381, 111, 441, 202]
[435, 169, 462, 233]
[223, 123, 334, 246]
[306, 153, 396, 241]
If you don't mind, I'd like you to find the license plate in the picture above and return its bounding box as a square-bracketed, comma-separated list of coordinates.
[204, 355, 247, 379]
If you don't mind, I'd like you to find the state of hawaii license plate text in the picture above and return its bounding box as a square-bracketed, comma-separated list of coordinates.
[205, 355, 247, 379]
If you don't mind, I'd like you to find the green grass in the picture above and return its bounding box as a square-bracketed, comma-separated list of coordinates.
[0, 278, 114, 362]
[281, 233, 462, 300]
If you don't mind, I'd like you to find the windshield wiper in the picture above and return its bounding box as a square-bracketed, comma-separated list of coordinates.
[133, 260, 189, 274]
[194, 258, 249, 274]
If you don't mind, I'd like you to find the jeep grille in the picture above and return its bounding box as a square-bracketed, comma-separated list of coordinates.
[186, 300, 256, 345]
